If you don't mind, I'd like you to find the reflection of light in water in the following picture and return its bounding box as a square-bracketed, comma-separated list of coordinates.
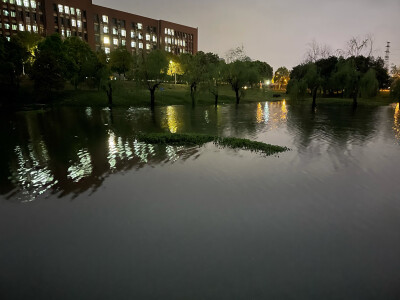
[264, 102, 269, 124]
[9, 143, 57, 202]
[133, 140, 155, 163]
[394, 103, 400, 141]
[256, 103, 263, 123]
[107, 131, 118, 170]
[281, 100, 288, 120]
[85, 107, 92, 118]
[67, 149, 92, 182]
[166, 146, 184, 162]
[205, 110, 210, 124]
[167, 106, 179, 133]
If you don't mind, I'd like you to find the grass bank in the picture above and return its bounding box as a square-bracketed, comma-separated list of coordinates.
[286, 91, 394, 107]
[55, 82, 286, 107]
[135, 133, 290, 156]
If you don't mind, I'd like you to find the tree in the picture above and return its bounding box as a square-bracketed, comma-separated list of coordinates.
[64, 37, 98, 89]
[30, 34, 70, 95]
[109, 46, 133, 79]
[305, 40, 332, 63]
[204, 57, 225, 106]
[225, 45, 250, 63]
[134, 50, 168, 108]
[391, 79, 400, 103]
[180, 51, 214, 104]
[224, 60, 259, 104]
[167, 55, 183, 84]
[273, 67, 290, 90]
[253, 60, 273, 82]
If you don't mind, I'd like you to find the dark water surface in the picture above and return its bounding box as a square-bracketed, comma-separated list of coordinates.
[1, 101, 400, 299]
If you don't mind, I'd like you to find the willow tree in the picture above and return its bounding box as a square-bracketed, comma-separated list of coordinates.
[224, 60, 259, 105]
[134, 50, 168, 108]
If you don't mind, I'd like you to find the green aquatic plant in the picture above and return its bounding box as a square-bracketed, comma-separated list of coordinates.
[135, 133, 289, 156]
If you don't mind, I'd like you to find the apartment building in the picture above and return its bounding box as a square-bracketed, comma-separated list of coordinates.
[0, 0, 198, 55]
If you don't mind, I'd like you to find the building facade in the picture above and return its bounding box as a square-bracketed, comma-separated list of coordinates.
[0, 0, 198, 55]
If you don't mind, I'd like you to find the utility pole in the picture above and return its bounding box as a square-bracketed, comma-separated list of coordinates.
[385, 42, 390, 72]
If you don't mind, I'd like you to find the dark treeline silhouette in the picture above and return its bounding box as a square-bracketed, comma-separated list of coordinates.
[0, 33, 273, 109]
[287, 55, 390, 108]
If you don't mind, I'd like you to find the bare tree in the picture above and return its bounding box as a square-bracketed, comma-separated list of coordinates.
[343, 34, 374, 57]
[304, 40, 332, 63]
[225, 45, 251, 63]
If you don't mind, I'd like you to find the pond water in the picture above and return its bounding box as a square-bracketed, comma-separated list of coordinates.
[1, 101, 400, 299]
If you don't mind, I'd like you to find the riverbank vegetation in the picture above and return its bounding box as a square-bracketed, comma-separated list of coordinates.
[135, 133, 289, 156]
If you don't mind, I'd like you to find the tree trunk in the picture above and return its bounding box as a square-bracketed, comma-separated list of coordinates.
[312, 87, 317, 109]
[214, 94, 218, 107]
[235, 89, 240, 105]
[150, 88, 155, 109]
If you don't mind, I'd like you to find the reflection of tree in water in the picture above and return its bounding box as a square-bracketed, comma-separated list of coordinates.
[287, 104, 380, 151]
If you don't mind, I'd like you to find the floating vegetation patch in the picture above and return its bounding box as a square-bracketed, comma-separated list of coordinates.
[135, 133, 289, 156]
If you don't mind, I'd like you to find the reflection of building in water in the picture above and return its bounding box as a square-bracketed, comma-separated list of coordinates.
[67, 149, 93, 182]
[9, 142, 57, 202]
[166, 146, 184, 162]
[393, 103, 400, 141]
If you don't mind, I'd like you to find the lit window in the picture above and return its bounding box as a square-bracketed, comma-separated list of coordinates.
[16, 0, 22, 5]
[165, 37, 168, 43]
[137, 23, 142, 30]
[105, 47, 110, 54]
[26, 24, 31, 31]
[11, 11, 16, 17]
[130, 31, 135, 38]
[10, 0, 15, 3]
[61, 29, 65, 36]
[71, 19, 76, 27]
[70, 7, 75, 15]
[139, 42, 143, 49]
[121, 29, 126, 37]
[145, 34, 150, 41]
[33, 25, 37, 32]
[19, 23, 24, 31]
[3, 10, 9, 16]
[168, 29, 171, 35]
[113, 38, 118, 45]
[171, 29, 174, 35]
[23, 0, 28, 7]
[164, 28, 167, 34]
[138, 33, 142, 39]
[152, 35, 157, 42]
[58, 4, 63, 13]
[168, 37, 171, 44]
[67, 29, 71, 37]
[103, 36, 110, 44]
[112, 27, 117, 35]
[122, 40, 126, 46]
[5, 23, 10, 29]
[165, 46, 168, 51]
[103, 26, 108, 33]
[102, 15, 108, 23]
[183, 41, 186, 47]
[30, 0, 35, 8]
[77, 20, 81, 28]
[146, 44, 151, 50]
[64, 6, 69, 14]
[76, 9, 81, 16]
[12, 24, 17, 30]
[168, 46, 171, 52]
[131, 41, 136, 48]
